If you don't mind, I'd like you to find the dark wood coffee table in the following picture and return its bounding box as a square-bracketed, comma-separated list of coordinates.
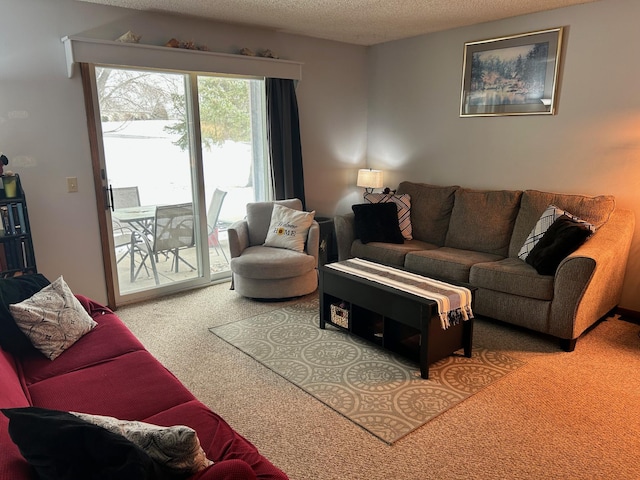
[319, 261, 475, 379]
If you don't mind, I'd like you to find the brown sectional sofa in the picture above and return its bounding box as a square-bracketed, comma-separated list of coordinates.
[334, 181, 635, 351]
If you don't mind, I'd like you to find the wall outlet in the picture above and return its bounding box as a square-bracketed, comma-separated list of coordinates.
[67, 177, 78, 193]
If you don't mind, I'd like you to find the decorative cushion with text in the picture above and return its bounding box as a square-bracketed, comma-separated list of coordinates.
[352, 202, 405, 244]
[9, 276, 96, 360]
[263, 203, 316, 253]
[364, 192, 413, 240]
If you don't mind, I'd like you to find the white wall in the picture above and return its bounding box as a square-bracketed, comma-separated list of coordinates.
[367, 0, 640, 311]
[0, 0, 368, 304]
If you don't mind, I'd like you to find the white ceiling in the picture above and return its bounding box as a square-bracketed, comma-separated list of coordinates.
[77, 0, 599, 46]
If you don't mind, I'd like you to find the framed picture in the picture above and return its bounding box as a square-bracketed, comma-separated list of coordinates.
[460, 27, 564, 117]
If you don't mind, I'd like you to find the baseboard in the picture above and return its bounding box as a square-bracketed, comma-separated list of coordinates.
[615, 307, 640, 325]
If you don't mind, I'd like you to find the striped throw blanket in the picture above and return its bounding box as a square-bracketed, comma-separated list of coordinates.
[326, 258, 474, 330]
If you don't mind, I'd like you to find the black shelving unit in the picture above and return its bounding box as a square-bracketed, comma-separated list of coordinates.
[0, 175, 37, 277]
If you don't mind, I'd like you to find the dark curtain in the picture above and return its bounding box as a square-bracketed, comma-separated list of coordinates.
[266, 78, 306, 209]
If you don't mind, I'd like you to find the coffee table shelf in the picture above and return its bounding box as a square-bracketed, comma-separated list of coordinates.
[319, 263, 475, 379]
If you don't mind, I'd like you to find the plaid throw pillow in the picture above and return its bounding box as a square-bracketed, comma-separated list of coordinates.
[364, 192, 412, 240]
[518, 204, 595, 261]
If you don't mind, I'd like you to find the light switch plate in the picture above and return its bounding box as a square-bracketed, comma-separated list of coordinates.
[67, 177, 78, 193]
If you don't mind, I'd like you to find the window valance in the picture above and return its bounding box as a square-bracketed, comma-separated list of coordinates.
[61, 36, 303, 80]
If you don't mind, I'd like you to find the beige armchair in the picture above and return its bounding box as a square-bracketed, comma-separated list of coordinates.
[228, 199, 319, 299]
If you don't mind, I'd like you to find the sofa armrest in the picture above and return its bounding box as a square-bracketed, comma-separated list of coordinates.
[550, 208, 635, 340]
[227, 220, 249, 259]
[334, 213, 355, 261]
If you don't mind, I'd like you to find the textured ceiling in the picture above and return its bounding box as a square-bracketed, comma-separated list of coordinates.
[77, 0, 599, 46]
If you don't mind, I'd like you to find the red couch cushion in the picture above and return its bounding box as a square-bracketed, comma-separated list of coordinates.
[144, 400, 288, 479]
[19, 309, 145, 385]
[26, 350, 195, 420]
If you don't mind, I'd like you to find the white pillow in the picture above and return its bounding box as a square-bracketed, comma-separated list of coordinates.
[9, 276, 96, 360]
[263, 203, 316, 253]
[71, 412, 213, 475]
[518, 204, 595, 260]
[364, 192, 413, 240]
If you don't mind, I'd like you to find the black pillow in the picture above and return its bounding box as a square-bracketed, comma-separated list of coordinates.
[352, 202, 404, 244]
[526, 215, 592, 275]
[1, 407, 170, 480]
[0, 273, 51, 355]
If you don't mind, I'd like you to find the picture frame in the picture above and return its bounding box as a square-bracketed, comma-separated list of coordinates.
[460, 27, 564, 117]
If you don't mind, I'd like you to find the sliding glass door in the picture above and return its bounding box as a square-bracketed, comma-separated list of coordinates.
[90, 66, 270, 305]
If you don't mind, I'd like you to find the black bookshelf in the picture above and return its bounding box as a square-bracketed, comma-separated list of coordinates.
[0, 175, 37, 277]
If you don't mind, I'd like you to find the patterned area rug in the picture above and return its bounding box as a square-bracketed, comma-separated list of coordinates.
[210, 300, 525, 444]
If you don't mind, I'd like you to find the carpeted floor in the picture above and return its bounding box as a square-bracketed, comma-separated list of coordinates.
[209, 298, 525, 444]
[116, 281, 640, 480]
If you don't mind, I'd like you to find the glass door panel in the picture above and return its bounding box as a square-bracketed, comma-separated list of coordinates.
[97, 67, 204, 299]
[198, 76, 270, 281]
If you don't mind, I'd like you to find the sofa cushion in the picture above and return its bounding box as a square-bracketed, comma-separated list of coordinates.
[26, 350, 195, 421]
[352, 202, 404, 244]
[363, 192, 413, 240]
[470, 258, 554, 301]
[405, 247, 504, 283]
[9, 276, 97, 361]
[2, 407, 166, 480]
[525, 215, 592, 275]
[263, 203, 315, 253]
[445, 188, 522, 257]
[396, 182, 458, 245]
[19, 299, 146, 386]
[230, 245, 317, 280]
[0, 273, 51, 356]
[508, 190, 615, 258]
[351, 239, 437, 267]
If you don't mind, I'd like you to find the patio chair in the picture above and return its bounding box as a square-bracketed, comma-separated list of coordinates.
[132, 203, 196, 285]
[207, 188, 229, 262]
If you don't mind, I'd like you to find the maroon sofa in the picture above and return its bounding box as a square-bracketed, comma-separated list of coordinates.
[0, 289, 287, 480]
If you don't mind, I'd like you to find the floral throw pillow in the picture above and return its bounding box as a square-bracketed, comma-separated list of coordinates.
[364, 192, 413, 240]
[263, 203, 316, 253]
[9, 276, 96, 360]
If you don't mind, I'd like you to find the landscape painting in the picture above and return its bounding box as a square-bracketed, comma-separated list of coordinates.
[460, 28, 564, 117]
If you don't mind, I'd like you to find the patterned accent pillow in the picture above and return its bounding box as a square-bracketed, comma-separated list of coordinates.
[518, 204, 595, 261]
[72, 412, 213, 475]
[263, 203, 316, 252]
[9, 276, 96, 360]
[364, 192, 413, 240]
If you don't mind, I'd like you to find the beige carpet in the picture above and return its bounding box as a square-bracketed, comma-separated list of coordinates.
[209, 297, 524, 444]
[116, 281, 640, 480]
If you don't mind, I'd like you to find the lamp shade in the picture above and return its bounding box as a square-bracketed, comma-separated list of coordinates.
[356, 169, 384, 189]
